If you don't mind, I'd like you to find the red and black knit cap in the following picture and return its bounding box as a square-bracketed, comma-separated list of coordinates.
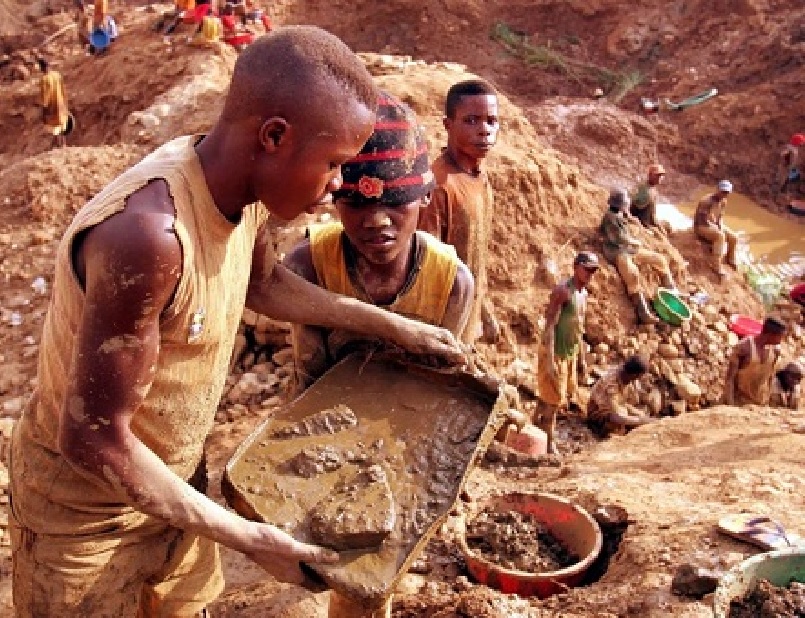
[333, 91, 434, 207]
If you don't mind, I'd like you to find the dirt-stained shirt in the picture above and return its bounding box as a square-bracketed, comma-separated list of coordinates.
[10, 136, 266, 536]
[600, 209, 637, 261]
[694, 192, 727, 228]
[630, 182, 659, 227]
[417, 151, 493, 344]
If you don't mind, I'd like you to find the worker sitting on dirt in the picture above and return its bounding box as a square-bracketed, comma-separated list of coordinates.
[9, 28, 464, 617]
[285, 91, 474, 392]
[723, 316, 786, 406]
[778, 133, 803, 195]
[769, 360, 802, 410]
[630, 163, 668, 232]
[418, 79, 501, 344]
[38, 58, 71, 148]
[534, 251, 599, 455]
[600, 188, 678, 325]
[694, 180, 739, 277]
[587, 355, 656, 438]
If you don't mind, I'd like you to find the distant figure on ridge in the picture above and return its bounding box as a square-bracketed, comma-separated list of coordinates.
[38, 58, 71, 148]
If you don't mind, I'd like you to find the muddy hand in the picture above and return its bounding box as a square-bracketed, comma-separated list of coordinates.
[392, 317, 465, 366]
[242, 522, 339, 586]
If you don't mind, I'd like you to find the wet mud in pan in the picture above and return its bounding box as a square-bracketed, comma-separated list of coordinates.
[223, 353, 503, 605]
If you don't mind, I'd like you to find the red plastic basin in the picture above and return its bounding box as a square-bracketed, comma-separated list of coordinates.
[456, 492, 603, 598]
[728, 314, 763, 338]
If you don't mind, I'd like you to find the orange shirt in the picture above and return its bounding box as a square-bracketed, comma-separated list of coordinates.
[418, 151, 493, 343]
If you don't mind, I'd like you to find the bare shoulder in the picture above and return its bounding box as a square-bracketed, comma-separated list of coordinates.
[76, 179, 181, 309]
[452, 260, 475, 299]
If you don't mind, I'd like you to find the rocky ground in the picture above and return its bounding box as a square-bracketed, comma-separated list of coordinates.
[1, 0, 804, 616]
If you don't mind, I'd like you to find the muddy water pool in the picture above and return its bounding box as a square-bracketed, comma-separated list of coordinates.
[658, 188, 803, 275]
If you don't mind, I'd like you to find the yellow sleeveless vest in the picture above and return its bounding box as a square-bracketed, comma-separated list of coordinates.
[309, 222, 458, 326]
[201, 15, 221, 42]
[11, 136, 266, 535]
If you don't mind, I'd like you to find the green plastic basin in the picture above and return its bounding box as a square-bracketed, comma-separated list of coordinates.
[713, 547, 805, 617]
[652, 288, 691, 326]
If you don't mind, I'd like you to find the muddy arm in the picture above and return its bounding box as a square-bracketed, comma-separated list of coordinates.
[59, 191, 336, 580]
[443, 261, 475, 338]
[247, 225, 464, 364]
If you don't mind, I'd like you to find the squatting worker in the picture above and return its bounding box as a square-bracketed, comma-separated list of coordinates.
[723, 316, 786, 406]
[586, 355, 656, 438]
[694, 179, 738, 277]
[535, 251, 599, 455]
[286, 91, 474, 393]
[418, 79, 501, 344]
[9, 27, 464, 617]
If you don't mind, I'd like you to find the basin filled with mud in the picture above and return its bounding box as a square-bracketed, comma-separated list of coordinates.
[222, 353, 504, 606]
[456, 492, 603, 598]
[713, 547, 805, 618]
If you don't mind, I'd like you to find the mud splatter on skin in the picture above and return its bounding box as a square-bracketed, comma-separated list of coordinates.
[67, 395, 87, 423]
[97, 334, 143, 354]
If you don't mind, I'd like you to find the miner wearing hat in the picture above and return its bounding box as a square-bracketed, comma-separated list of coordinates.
[534, 251, 599, 455]
[284, 91, 475, 392]
[694, 179, 739, 276]
[630, 163, 666, 231]
[600, 188, 679, 324]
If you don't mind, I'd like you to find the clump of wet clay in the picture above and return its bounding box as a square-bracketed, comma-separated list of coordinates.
[729, 579, 805, 618]
[271, 404, 357, 439]
[287, 445, 346, 478]
[309, 465, 396, 551]
[465, 508, 579, 572]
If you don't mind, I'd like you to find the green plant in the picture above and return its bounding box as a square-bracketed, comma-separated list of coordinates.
[491, 21, 644, 97]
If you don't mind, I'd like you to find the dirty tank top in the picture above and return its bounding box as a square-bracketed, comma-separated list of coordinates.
[554, 277, 583, 359]
[10, 135, 266, 535]
[735, 337, 780, 405]
[417, 152, 493, 344]
[309, 222, 458, 327]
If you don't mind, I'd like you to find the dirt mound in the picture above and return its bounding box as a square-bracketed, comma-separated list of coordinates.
[1, 1, 804, 616]
[275, 0, 805, 212]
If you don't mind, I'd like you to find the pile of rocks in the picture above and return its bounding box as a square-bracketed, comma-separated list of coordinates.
[584, 297, 803, 416]
[216, 308, 295, 422]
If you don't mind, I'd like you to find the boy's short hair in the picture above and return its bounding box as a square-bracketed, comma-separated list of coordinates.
[445, 79, 497, 118]
[223, 26, 378, 121]
[762, 316, 786, 335]
[623, 355, 649, 376]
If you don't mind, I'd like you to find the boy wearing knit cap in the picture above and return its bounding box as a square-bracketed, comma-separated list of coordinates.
[418, 79, 500, 344]
[285, 91, 475, 391]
